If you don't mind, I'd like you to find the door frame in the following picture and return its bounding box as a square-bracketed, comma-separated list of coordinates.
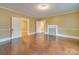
[11, 16, 29, 39]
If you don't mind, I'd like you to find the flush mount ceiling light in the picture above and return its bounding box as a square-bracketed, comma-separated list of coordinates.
[38, 4, 49, 10]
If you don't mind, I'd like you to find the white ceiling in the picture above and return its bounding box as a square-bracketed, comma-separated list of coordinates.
[0, 3, 79, 18]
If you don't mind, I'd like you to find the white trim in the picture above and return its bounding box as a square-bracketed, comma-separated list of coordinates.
[0, 37, 10, 43]
[12, 36, 21, 39]
[0, 36, 21, 44]
[29, 32, 79, 39]
[45, 32, 57, 36]
[28, 32, 47, 35]
[28, 32, 36, 35]
[0, 37, 11, 45]
[57, 34, 79, 39]
[45, 32, 79, 39]
[0, 33, 79, 44]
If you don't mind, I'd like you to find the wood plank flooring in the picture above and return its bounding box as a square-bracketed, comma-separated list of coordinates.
[0, 34, 79, 55]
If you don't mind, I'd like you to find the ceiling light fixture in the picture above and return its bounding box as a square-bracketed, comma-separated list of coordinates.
[38, 4, 48, 10]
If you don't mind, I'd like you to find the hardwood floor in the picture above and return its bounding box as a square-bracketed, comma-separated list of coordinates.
[0, 34, 79, 55]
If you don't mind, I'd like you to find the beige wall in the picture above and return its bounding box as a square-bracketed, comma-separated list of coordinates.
[0, 7, 79, 39]
[42, 12, 79, 37]
[0, 8, 36, 39]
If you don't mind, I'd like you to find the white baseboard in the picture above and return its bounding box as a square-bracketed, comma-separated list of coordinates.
[0, 36, 20, 43]
[28, 32, 44, 35]
[57, 34, 79, 39]
[45, 32, 79, 39]
[0, 32, 79, 44]
[0, 36, 21, 45]
[28, 32, 36, 35]
[12, 36, 21, 39]
[0, 37, 11, 43]
[0, 37, 11, 45]
[45, 32, 56, 36]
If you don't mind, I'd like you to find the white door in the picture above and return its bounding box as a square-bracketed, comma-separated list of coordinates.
[36, 21, 41, 33]
[36, 20, 45, 33]
[12, 17, 23, 39]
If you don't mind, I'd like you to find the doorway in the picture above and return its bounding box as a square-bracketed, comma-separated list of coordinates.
[36, 20, 46, 34]
[11, 16, 29, 39]
[36, 20, 46, 44]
